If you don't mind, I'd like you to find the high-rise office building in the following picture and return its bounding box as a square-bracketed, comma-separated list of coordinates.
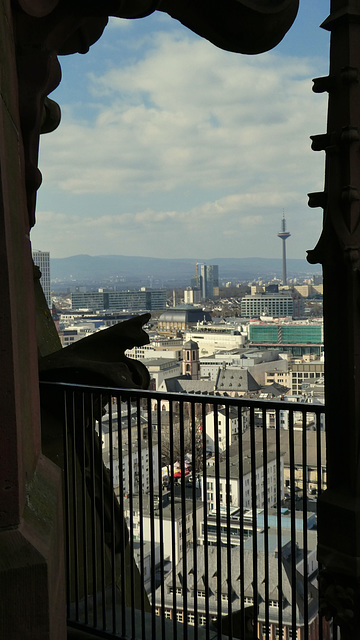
[71, 288, 167, 312]
[32, 250, 51, 307]
[200, 264, 219, 299]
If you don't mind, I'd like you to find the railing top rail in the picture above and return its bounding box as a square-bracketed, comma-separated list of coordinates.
[39, 381, 325, 415]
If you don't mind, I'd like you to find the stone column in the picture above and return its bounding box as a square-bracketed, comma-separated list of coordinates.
[0, 1, 65, 637]
[308, 0, 360, 635]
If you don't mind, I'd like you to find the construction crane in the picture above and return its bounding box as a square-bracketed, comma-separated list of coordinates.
[181, 261, 204, 288]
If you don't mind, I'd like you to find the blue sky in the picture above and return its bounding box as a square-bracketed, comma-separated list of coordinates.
[31, 1, 330, 261]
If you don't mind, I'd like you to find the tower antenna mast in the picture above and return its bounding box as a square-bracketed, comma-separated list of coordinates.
[277, 210, 291, 285]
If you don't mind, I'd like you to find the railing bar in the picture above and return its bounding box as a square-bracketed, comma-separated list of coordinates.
[316, 411, 324, 640]
[302, 410, 309, 640]
[202, 401, 210, 640]
[238, 405, 245, 640]
[136, 397, 146, 640]
[98, 394, 107, 630]
[63, 390, 72, 621]
[179, 400, 188, 640]
[42, 382, 327, 640]
[117, 395, 126, 638]
[191, 400, 198, 640]
[169, 400, 178, 640]
[316, 411, 323, 497]
[147, 397, 156, 640]
[275, 408, 283, 636]
[70, 391, 80, 621]
[106, 396, 117, 634]
[262, 407, 269, 640]
[249, 405, 258, 640]
[126, 396, 135, 639]
[288, 408, 297, 640]
[80, 392, 89, 625]
[89, 393, 98, 629]
[213, 402, 222, 639]
[157, 397, 166, 640]
[225, 403, 232, 640]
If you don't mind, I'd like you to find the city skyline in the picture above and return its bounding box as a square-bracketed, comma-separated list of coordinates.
[31, 1, 329, 261]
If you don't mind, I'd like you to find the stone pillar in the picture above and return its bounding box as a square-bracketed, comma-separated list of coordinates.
[0, 1, 65, 637]
[308, 1, 360, 635]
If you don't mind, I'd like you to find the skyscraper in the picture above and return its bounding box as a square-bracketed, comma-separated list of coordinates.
[32, 250, 51, 307]
[277, 212, 290, 285]
[200, 264, 219, 299]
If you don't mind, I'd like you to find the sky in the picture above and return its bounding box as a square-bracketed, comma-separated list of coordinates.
[31, 1, 331, 261]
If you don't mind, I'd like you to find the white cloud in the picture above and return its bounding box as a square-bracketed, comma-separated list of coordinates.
[36, 26, 327, 259]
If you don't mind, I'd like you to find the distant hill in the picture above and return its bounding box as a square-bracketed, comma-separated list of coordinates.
[50, 254, 321, 288]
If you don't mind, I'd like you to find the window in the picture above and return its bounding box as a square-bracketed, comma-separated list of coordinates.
[187, 614, 195, 625]
[198, 590, 206, 598]
[269, 599, 279, 607]
[164, 610, 171, 619]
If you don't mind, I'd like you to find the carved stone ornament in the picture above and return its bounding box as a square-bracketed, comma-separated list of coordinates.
[319, 568, 358, 634]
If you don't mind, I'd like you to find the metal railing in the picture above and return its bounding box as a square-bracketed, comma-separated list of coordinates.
[40, 382, 335, 640]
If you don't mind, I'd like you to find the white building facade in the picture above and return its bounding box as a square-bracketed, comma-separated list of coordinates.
[201, 448, 284, 511]
[32, 249, 51, 306]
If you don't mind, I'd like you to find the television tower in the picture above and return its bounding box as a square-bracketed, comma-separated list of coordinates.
[277, 211, 290, 285]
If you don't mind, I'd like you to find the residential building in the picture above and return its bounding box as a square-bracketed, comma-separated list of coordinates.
[199, 348, 288, 386]
[32, 249, 51, 306]
[241, 293, 304, 319]
[264, 369, 292, 388]
[240, 427, 327, 495]
[198, 505, 317, 548]
[71, 288, 167, 311]
[201, 442, 284, 510]
[59, 310, 132, 326]
[105, 439, 159, 497]
[124, 492, 203, 567]
[98, 405, 155, 495]
[126, 337, 183, 361]
[291, 360, 325, 395]
[133, 540, 164, 594]
[155, 541, 321, 639]
[144, 358, 182, 390]
[294, 284, 323, 297]
[204, 407, 244, 454]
